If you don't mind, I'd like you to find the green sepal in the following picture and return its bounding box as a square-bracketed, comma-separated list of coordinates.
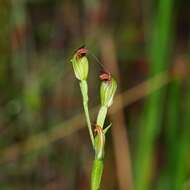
[94, 124, 111, 159]
[96, 106, 108, 128]
[103, 123, 112, 134]
[94, 130, 105, 159]
[100, 78, 117, 107]
[71, 54, 89, 81]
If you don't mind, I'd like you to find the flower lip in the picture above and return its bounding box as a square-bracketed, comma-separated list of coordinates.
[76, 46, 88, 58]
[99, 71, 111, 82]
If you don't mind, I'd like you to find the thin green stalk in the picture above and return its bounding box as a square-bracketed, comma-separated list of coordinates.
[91, 135, 105, 190]
[172, 52, 190, 190]
[91, 124, 105, 190]
[134, 0, 173, 189]
[166, 80, 181, 146]
[91, 106, 108, 190]
[91, 159, 104, 190]
[155, 80, 181, 190]
[173, 40, 190, 190]
[166, 80, 181, 189]
[80, 80, 95, 147]
[91, 105, 107, 190]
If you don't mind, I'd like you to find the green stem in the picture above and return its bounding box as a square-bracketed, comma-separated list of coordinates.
[80, 80, 95, 147]
[91, 159, 104, 190]
[91, 105, 108, 189]
[96, 106, 108, 128]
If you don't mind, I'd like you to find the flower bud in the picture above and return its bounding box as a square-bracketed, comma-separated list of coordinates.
[71, 47, 89, 81]
[100, 72, 117, 107]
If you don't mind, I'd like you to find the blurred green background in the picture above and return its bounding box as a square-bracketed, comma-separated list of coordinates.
[0, 0, 190, 189]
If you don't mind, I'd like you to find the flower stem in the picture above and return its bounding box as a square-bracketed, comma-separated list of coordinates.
[80, 80, 95, 147]
[91, 105, 108, 189]
[91, 159, 104, 190]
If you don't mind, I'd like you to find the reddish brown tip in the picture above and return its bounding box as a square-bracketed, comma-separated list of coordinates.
[76, 47, 88, 58]
[99, 71, 111, 81]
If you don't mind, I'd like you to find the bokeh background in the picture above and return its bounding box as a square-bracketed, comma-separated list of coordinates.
[0, 0, 190, 189]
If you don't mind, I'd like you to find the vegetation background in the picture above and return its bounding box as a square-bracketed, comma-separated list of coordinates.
[0, 0, 189, 189]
